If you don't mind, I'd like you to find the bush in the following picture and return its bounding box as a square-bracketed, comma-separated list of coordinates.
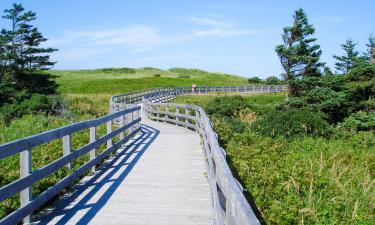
[205, 96, 248, 118]
[153, 74, 161, 77]
[178, 74, 190, 78]
[340, 111, 375, 132]
[0, 94, 68, 123]
[251, 109, 332, 138]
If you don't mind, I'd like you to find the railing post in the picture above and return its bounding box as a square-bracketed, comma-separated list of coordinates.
[165, 106, 169, 122]
[119, 115, 124, 140]
[62, 135, 71, 170]
[20, 149, 32, 224]
[268, 85, 271, 92]
[89, 127, 96, 173]
[185, 108, 190, 127]
[107, 120, 112, 150]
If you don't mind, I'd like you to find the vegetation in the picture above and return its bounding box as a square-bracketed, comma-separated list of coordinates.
[53, 68, 248, 94]
[0, 3, 59, 122]
[174, 94, 374, 224]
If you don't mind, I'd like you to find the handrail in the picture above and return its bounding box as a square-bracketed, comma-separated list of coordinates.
[110, 85, 285, 225]
[0, 105, 142, 225]
[142, 96, 260, 225]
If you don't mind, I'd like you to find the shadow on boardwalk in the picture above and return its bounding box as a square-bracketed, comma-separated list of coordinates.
[36, 125, 159, 225]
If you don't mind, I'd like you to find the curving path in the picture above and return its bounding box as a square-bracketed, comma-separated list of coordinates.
[35, 112, 213, 225]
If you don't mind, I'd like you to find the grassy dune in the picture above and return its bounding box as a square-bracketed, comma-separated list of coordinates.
[52, 67, 248, 94]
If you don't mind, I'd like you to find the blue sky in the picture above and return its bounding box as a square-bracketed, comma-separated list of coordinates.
[0, 0, 374, 78]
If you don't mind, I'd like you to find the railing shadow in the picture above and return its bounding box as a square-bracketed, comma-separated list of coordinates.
[36, 125, 159, 225]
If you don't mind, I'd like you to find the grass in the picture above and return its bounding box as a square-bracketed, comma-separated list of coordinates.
[173, 94, 375, 224]
[0, 67, 249, 219]
[52, 67, 248, 94]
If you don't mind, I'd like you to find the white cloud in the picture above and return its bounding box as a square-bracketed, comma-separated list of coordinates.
[184, 16, 231, 28]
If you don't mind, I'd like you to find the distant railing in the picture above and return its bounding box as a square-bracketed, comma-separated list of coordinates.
[110, 85, 286, 112]
[110, 85, 286, 225]
[0, 106, 141, 225]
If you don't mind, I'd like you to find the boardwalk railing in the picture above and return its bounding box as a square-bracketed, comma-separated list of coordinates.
[142, 98, 259, 225]
[110, 85, 285, 225]
[110, 85, 286, 112]
[0, 106, 141, 225]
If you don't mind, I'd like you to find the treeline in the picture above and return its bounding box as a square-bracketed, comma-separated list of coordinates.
[267, 8, 375, 131]
[0, 4, 62, 123]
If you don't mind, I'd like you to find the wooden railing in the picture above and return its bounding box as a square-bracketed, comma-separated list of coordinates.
[0, 106, 141, 225]
[110, 85, 286, 112]
[109, 85, 286, 225]
[142, 97, 260, 225]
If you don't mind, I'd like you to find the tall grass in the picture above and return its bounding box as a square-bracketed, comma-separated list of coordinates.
[174, 94, 375, 224]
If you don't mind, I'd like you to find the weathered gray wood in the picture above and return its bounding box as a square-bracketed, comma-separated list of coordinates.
[90, 126, 96, 173]
[20, 149, 32, 224]
[37, 117, 212, 225]
[62, 135, 71, 170]
[0, 106, 141, 160]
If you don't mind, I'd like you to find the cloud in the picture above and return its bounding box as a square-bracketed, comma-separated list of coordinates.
[318, 16, 345, 24]
[183, 16, 261, 38]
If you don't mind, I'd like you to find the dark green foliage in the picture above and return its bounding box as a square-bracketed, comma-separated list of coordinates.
[98, 67, 136, 74]
[178, 74, 190, 78]
[340, 111, 375, 132]
[205, 96, 248, 118]
[251, 109, 332, 138]
[247, 76, 263, 84]
[275, 9, 324, 96]
[153, 74, 161, 77]
[333, 39, 360, 74]
[0, 94, 67, 123]
[264, 76, 280, 85]
[275, 8, 324, 96]
[0, 4, 59, 121]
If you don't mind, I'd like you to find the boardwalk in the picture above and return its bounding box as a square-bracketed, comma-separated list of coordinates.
[35, 113, 213, 225]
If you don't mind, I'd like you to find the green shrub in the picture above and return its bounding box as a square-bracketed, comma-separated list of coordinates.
[251, 109, 332, 138]
[0, 94, 68, 123]
[178, 74, 190, 78]
[153, 74, 161, 77]
[205, 96, 248, 118]
[340, 111, 375, 132]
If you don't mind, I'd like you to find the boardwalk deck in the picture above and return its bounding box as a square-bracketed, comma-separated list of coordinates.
[35, 113, 212, 225]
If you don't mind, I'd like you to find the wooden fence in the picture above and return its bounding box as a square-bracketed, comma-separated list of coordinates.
[142, 95, 260, 225]
[0, 106, 141, 225]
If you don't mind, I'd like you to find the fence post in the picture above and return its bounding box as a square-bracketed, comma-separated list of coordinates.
[107, 120, 112, 150]
[119, 115, 124, 140]
[20, 149, 32, 224]
[268, 85, 271, 92]
[89, 127, 96, 173]
[62, 135, 71, 170]
[185, 108, 190, 127]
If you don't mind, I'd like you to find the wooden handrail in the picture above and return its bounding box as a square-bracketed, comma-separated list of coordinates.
[0, 105, 141, 225]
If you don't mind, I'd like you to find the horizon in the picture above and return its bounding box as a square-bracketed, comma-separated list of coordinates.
[1, 0, 374, 78]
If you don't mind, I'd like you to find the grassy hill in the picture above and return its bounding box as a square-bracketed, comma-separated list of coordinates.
[52, 67, 249, 94]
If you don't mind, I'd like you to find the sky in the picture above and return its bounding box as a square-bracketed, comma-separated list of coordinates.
[0, 0, 374, 78]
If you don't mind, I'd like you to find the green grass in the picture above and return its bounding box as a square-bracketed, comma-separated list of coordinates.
[173, 94, 375, 224]
[52, 67, 248, 94]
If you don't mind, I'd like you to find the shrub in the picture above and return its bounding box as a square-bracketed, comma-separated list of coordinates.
[178, 74, 190, 78]
[251, 109, 332, 138]
[205, 96, 248, 118]
[153, 74, 161, 77]
[340, 111, 375, 132]
[0, 94, 68, 123]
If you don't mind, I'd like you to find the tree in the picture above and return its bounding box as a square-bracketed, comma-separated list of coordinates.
[275, 9, 324, 96]
[248, 76, 263, 84]
[333, 39, 359, 74]
[367, 34, 375, 64]
[264, 76, 280, 85]
[1, 3, 56, 74]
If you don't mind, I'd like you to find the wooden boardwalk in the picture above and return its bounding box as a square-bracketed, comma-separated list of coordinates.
[36, 113, 213, 225]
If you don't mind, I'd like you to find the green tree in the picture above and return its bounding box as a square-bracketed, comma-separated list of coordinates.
[1, 3, 56, 74]
[275, 9, 324, 96]
[333, 39, 359, 74]
[264, 76, 280, 85]
[248, 76, 263, 84]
